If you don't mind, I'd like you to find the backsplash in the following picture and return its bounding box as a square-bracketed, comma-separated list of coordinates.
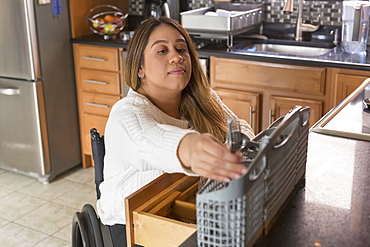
[129, 0, 343, 26]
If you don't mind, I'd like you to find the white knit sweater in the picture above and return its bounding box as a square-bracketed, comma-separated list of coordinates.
[97, 88, 254, 225]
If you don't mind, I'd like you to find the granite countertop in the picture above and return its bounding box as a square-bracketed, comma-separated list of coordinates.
[72, 32, 370, 71]
[180, 82, 370, 246]
[263, 131, 370, 246]
[181, 132, 370, 247]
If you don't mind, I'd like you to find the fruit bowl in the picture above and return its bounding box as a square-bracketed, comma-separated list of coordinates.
[86, 5, 128, 40]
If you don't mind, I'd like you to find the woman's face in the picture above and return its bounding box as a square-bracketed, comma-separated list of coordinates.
[139, 24, 192, 96]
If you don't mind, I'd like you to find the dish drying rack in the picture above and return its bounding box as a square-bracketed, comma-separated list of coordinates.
[180, 3, 264, 48]
[196, 105, 310, 247]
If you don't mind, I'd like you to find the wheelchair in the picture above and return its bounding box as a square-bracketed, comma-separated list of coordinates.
[71, 128, 114, 247]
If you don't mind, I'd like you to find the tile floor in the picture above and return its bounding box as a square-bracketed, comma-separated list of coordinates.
[0, 165, 97, 247]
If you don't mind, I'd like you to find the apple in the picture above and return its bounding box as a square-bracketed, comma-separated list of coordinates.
[104, 24, 116, 34]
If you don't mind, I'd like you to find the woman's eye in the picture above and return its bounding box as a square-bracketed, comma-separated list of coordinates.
[157, 49, 167, 54]
[177, 48, 187, 52]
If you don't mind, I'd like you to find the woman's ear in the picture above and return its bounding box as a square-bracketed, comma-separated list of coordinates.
[138, 68, 145, 78]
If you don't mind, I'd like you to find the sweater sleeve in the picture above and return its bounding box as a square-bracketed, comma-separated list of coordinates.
[104, 101, 198, 178]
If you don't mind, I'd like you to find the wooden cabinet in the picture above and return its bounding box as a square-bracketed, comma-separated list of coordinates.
[328, 67, 370, 106]
[269, 96, 322, 126]
[210, 56, 329, 132]
[73, 43, 124, 167]
[214, 89, 260, 133]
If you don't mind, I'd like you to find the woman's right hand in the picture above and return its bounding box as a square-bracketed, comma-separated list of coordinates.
[177, 133, 247, 182]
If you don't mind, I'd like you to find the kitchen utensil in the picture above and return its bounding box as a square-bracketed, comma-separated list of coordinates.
[226, 118, 250, 153]
[363, 98, 370, 109]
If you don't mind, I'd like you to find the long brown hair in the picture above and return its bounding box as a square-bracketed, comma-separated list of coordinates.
[124, 17, 227, 141]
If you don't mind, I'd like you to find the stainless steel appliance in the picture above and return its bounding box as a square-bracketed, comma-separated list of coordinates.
[342, 1, 370, 53]
[144, 0, 170, 19]
[0, 0, 81, 183]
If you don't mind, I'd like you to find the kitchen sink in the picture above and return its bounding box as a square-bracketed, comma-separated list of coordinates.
[243, 43, 333, 56]
[231, 38, 336, 57]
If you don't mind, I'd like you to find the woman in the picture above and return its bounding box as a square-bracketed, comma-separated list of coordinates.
[97, 17, 255, 246]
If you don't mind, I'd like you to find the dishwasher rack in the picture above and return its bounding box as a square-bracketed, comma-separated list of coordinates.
[196, 106, 310, 247]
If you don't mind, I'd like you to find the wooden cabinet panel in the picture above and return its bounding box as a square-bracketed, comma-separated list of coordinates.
[81, 92, 120, 116]
[210, 56, 328, 132]
[73, 43, 123, 167]
[80, 69, 121, 95]
[333, 73, 369, 105]
[269, 96, 322, 127]
[214, 89, 260, 133]
[82, 114, 109, 155]
[77, 45, 121, 71]
[211, 57, 326, 96]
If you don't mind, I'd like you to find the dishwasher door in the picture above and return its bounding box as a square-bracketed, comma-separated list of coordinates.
[0, 78, 50, 175]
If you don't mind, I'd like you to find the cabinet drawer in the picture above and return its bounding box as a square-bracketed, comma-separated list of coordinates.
[82, 113, 108, 155]
[80, 68, 121, 95]
[81, 92, 120, 116]
[211, 57, 326, 96]
[77, 45, 120, 71]
[125, 173, 198, 247]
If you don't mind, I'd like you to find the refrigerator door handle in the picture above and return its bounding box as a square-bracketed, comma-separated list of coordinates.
[0, 87, 21, 95]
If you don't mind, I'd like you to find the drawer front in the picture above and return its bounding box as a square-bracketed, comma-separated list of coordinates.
[81, 92, 120, 116]
[82, 113, 108, 155]
[77, 45, 120, 71]
[80, 68, 121, 95]
[211, 57, 326, 96]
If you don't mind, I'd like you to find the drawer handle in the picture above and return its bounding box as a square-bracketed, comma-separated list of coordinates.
[84, 79, 108, 85]
[85, 102, 109, 108]
[268, 109, 274, 126]
[82, 56, 106, 62]
[0, 88, 20, 95]
[249, 106, 254, 129]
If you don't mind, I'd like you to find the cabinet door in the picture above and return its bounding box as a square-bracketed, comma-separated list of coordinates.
[269, 96, 322, 127]
[333, 73, 368, 105]
[214, 89, 260, 133]
[82, 114, 109, 156]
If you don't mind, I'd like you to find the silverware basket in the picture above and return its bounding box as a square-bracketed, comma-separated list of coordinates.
[196, 106, 310, 247]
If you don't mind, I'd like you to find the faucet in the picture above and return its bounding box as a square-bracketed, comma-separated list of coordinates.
[283, 0, 320, 41]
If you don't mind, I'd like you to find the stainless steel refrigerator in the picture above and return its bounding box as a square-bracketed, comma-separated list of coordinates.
[0, 0, 81, 183]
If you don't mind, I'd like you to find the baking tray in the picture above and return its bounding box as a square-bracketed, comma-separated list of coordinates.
[311, 78, 370, 141]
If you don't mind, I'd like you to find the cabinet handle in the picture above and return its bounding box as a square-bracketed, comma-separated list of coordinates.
[268, 109, 274, 126]
[84, 79, 108, 85]
[249, 106, 254, 129]
[0, 88, 20, 95]
[82, 56, 106, 62]
[85, 102, 109, 108]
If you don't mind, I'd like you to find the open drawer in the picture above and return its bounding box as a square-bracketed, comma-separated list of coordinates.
[125, 173, 199, 247]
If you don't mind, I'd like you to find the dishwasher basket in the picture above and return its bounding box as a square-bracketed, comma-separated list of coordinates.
[196, 106, 310, 247]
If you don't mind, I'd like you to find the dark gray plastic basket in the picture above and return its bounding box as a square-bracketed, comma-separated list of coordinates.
[197, 106, 310, 247]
